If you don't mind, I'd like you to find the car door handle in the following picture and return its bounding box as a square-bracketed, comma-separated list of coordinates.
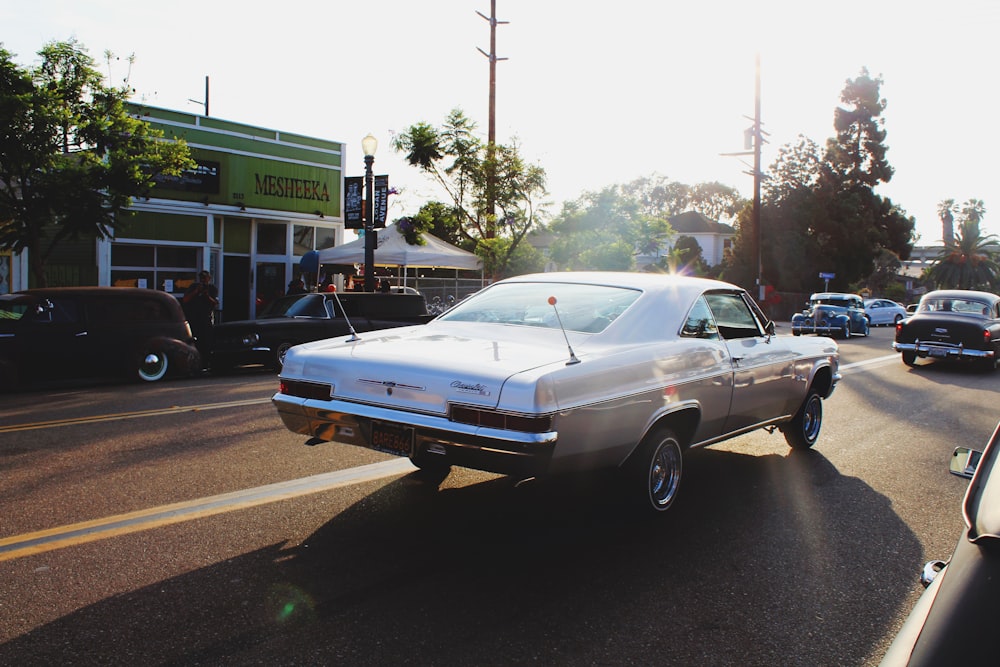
[730, 356, 743, 365]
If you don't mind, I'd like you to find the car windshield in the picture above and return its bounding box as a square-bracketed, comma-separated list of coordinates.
[919, 297, 991, 316]
[259, 294, 330, 319]
[438, 281, 641, 333]
[813, 297, 854, 308]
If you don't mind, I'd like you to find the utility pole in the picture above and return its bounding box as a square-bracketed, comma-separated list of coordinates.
[188, 76, 210, 117]
[752, 53, 762, 302]
[476, 1, 508, 237]
[721, 54, 767, 301]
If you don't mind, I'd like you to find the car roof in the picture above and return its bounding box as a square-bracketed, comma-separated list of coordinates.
[501, 271, 743, 301]
[921, 289, 1000, 303]
[810, 292, 861, 299]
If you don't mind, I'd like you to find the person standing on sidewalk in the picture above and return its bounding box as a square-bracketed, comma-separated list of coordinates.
[182, 270, 219, 363]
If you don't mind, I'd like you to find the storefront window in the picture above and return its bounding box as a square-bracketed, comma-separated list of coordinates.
[110, 243, 200, 295]
[317, 227, 336, 250]
[293, 225, 315, 255]
[256, 222, 287, 255]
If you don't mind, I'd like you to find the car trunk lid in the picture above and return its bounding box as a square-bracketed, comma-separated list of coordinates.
[286, 323, 571, 414]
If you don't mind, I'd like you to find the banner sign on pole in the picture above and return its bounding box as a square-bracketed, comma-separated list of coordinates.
[344, 176, 364, 229]
[374, 175, 389, 228]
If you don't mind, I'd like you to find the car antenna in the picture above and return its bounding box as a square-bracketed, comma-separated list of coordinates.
[548, 296, 580, 365]
[329, 289, 361, 341]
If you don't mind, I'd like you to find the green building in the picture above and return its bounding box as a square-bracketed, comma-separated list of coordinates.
[53, 105, 346, 321]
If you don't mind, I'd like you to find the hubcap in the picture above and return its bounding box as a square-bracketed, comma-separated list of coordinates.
[649, 440, 681, 507]
[801, 396, 822, 442]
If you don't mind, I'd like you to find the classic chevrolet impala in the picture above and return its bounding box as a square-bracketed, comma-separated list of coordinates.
[273, 272, 840, 512]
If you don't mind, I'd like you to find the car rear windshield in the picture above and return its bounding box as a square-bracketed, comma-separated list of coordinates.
[919, 297, 992, 316]
[260, 294, 329, 318]
[437, 282, 640, 333]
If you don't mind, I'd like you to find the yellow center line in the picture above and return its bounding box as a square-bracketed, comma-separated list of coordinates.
[0, 458, 415, 562]
[0, 398, 272, 433]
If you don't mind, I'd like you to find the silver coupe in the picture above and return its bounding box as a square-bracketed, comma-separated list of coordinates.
[273, 272, 840, 512]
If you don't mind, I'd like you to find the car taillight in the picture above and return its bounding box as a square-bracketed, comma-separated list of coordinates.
[985, 330, 992, 343]
[450, 405, 552, 433]
[279, 379, 333, 400]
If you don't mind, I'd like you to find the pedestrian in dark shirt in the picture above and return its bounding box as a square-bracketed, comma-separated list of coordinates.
[287, 278, 306, 295]
[183, 270, 219, 362]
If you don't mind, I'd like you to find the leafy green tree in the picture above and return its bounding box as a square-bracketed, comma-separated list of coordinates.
[619, 175, 744, 222]
[0, 40, 194, 287]
[547, 186, 671, 271]
[723, 70, 915, 293]
[826, 67, 893, 188]
[658, 235, 708, 276]
[402, 202, 465, 248]
[392, 108, 547, 278]
[925, 214, 1000, 290]
[866, 248, 903, 294]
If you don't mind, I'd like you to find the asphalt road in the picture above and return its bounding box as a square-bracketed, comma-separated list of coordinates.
[0, 325, 994, 666]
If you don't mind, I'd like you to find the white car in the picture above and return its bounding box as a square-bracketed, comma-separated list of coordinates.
[864, 298, 908, 326]
[273, 272, 841, 512]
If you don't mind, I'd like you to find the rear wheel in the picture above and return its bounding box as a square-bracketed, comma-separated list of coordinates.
[781, 390, 822, 450]
[626, 427, 683, 512]
[901, 351, 917, 367]
[137, 350, 169, 382]
[274, 341, 293, 371]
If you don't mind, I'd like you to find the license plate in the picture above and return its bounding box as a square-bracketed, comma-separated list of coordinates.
[928, 348, 948, 358]
[370, 421, 414, 457]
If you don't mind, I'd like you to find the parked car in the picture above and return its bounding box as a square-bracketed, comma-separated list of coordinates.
[864, 298, 908, 326]
[791, 292, 870, 338]
[0, 287, 200, 388]
[892, 290, 1000, 370]
[880, 422, 1000, 666]
[273, 272, 841, 512]
[210, 291, 432, 372]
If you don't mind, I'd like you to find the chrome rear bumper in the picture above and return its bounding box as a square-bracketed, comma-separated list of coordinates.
[272, 392, 558, 476]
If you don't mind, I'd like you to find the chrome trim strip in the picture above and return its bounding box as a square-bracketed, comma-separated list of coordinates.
[272, 393, 557, 446]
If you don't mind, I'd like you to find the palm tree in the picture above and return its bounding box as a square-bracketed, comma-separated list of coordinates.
[925, 220, 1000, 290]
[937, 199, 956, 245]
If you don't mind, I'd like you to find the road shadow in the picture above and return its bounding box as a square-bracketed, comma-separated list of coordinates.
[0, 447, 920, 666]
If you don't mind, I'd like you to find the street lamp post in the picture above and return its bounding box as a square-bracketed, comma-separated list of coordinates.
[362, 133, 378, 292]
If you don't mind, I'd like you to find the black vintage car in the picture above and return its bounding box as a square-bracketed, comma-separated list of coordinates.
[0, 287, 201, 387]
[893, 290, 1000, 370]
[209, 291, 432, 372]
[880, 422, 1000, 666]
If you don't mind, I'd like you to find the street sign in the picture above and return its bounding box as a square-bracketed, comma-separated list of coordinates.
[819, 272, 835, 280]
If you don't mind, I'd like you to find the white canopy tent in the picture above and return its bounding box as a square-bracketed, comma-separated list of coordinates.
[318, 222, 482, 270]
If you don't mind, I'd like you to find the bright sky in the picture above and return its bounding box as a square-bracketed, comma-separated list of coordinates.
[4, 0, 999, 246]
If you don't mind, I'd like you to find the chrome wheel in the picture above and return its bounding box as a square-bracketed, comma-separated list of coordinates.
[138, 351, 169, 382]
[782, 391, 822, 450]
[630, 428, 683, 512]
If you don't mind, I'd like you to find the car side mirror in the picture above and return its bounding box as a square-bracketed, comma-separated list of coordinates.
[950, 447, 982, 479]
[764, 320, 775, 336]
